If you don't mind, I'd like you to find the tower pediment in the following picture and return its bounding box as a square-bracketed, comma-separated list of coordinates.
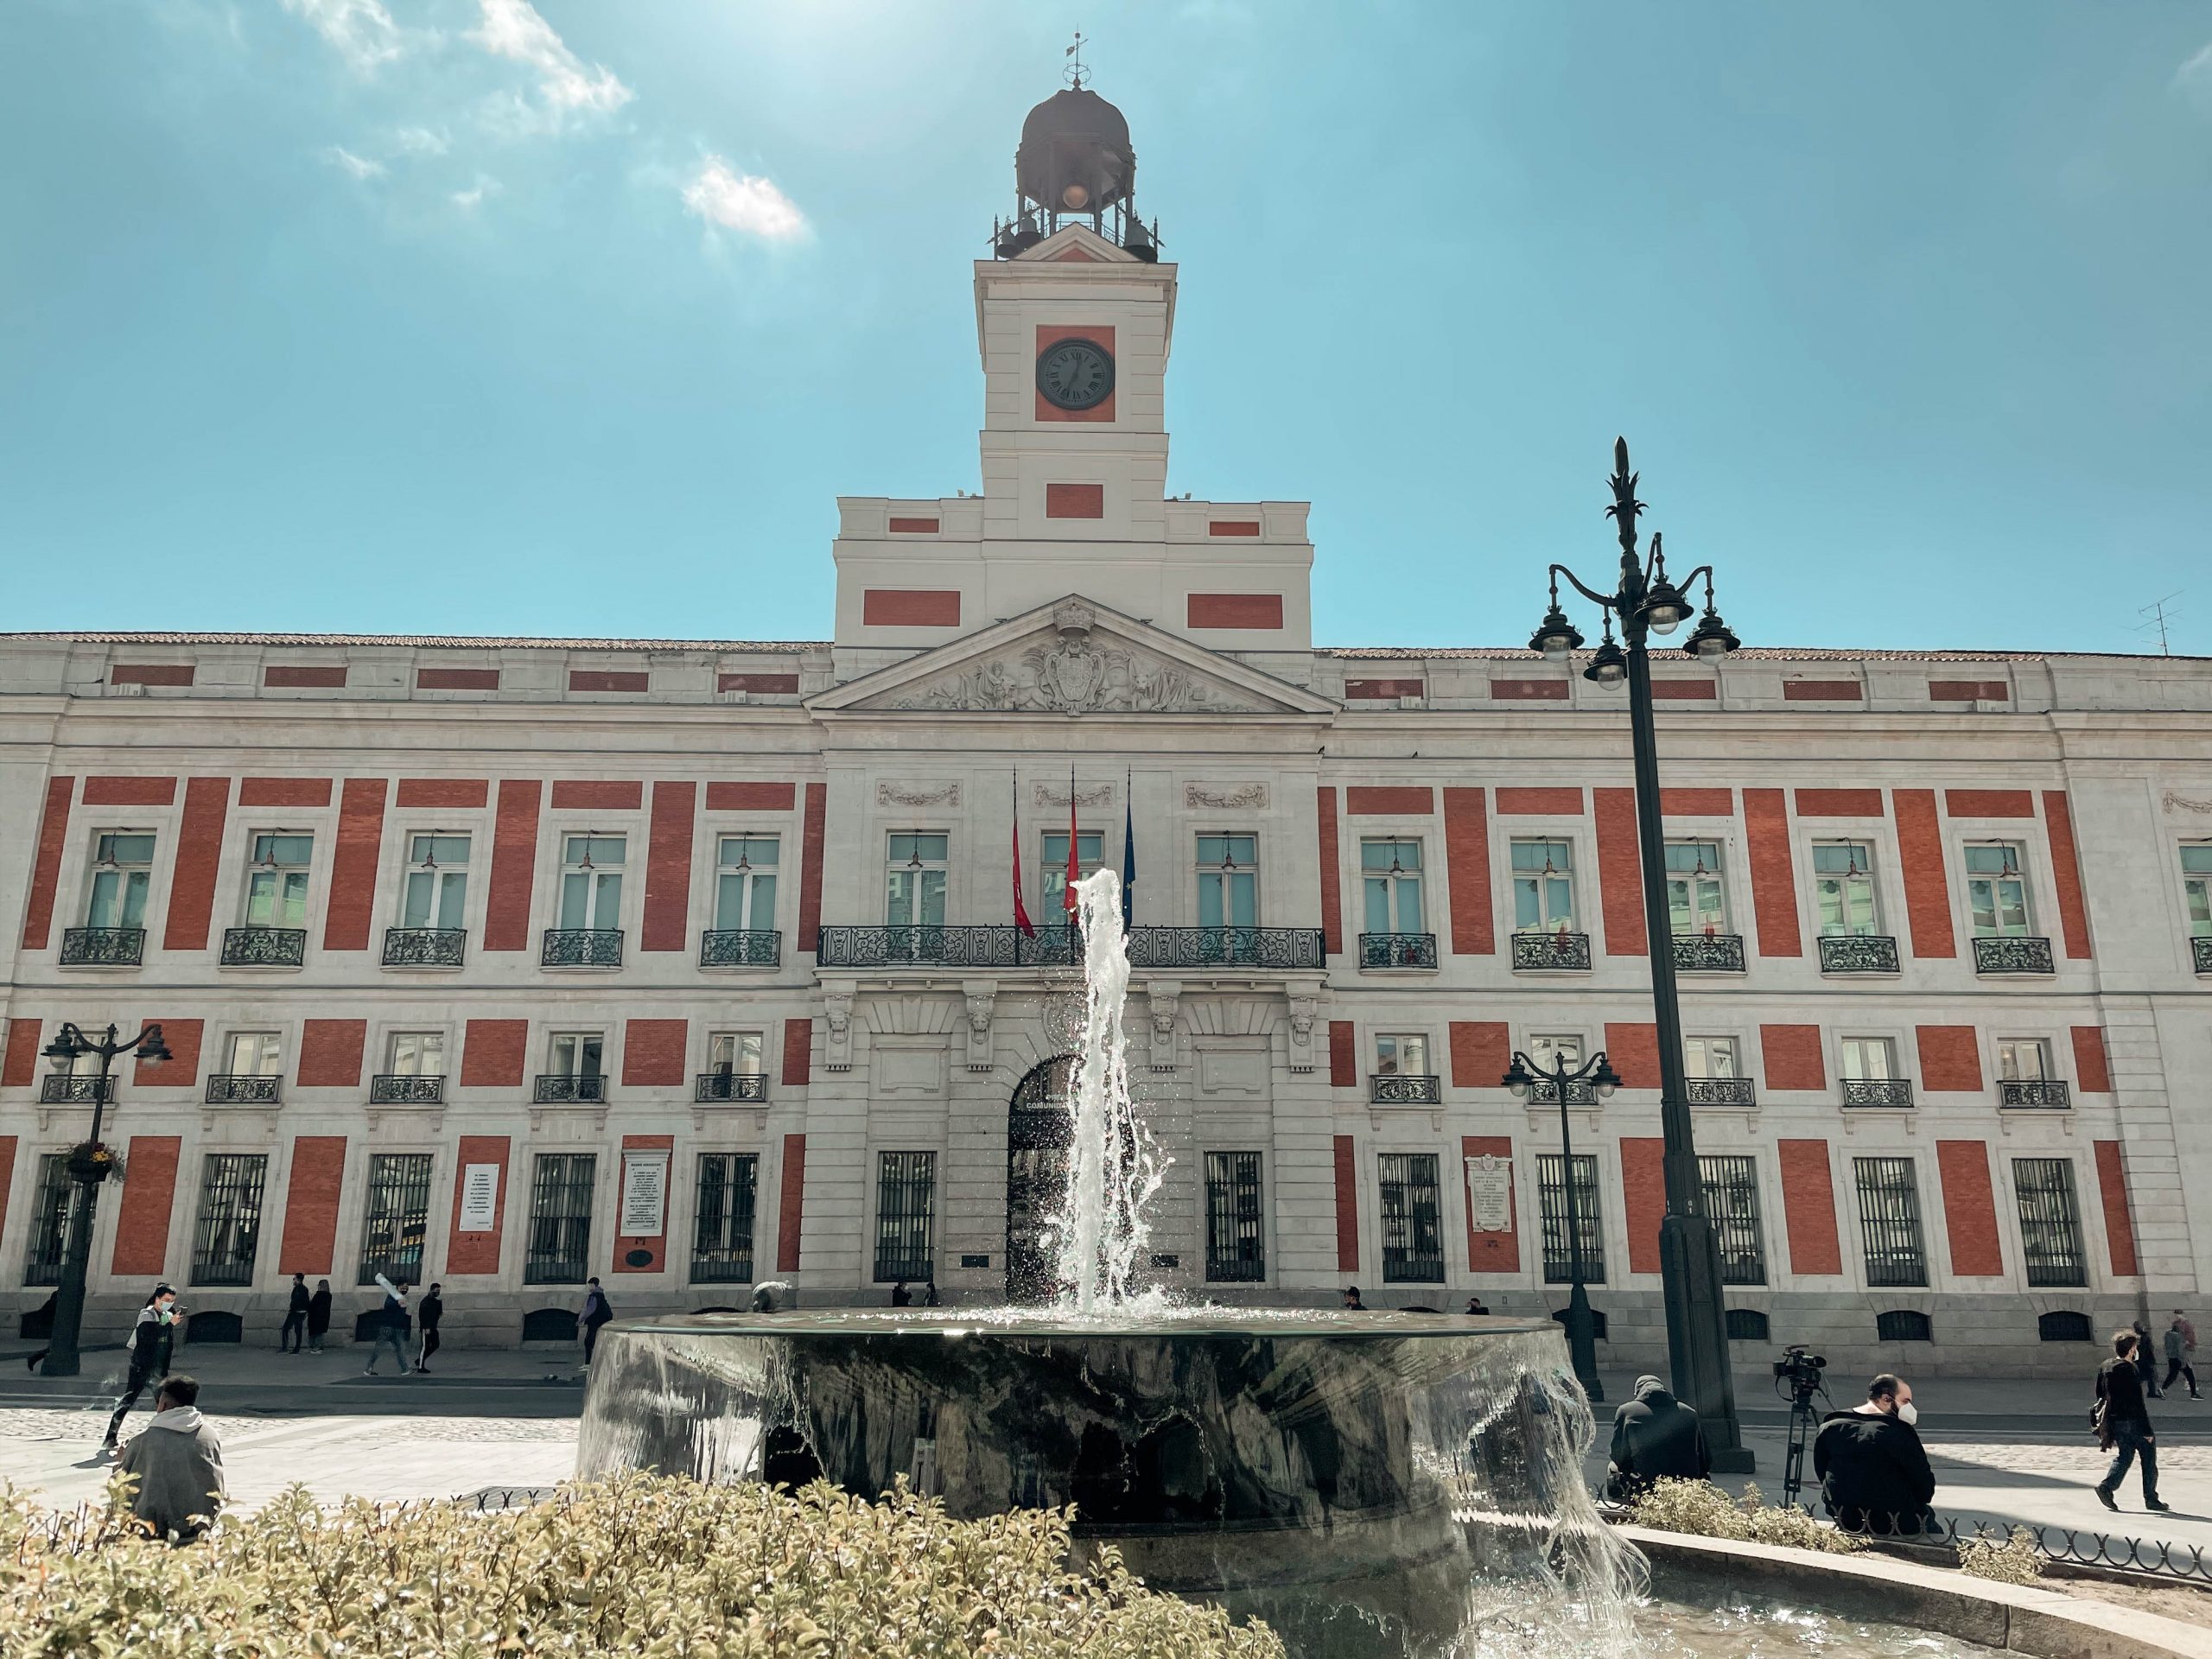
[810, 596, 1334, 718]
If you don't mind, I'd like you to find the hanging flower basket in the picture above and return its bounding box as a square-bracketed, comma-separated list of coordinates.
[66, 1141, 121, 1183]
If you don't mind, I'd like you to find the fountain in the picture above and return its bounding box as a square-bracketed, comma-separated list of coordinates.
[579, 871, 1642, 1656]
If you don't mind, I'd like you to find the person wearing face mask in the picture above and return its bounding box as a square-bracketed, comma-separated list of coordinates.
[101, 1285, 181, 1456]
[1811, 1373, 1936, 1535]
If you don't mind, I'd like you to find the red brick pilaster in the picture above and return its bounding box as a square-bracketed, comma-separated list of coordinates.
[1462, 1134, 1517, 1273]
[612, 1133, 675, 1274]
[1915, 1025, 1982, 1091]
[781, 1019, 812, 1088]
[1316, 785, 1343, 957]
[1332, 1135, 1359, 1274]
[1891, 788, 1956, 957]
[1442, 786, 1493, 955]
[2094, 1141, 2139, 1276]
[621, 1019, 687, 1087]
[20, 776, 73, 950]
[1328, 1020, 1357, 1088]
[777, 1134, 806, 1273]
[445, 1135, 512, 1275]
[460, 1020, 529, 1087]
[1936, 1140, 2004, 1276]
[1742, 788, 1802, 957]
[1448, 1021, 1510, 1090]
[277, 1136, 348, 1275]
[484, 780, 543, 951]
[1593, 787, 1647, 955]
[1621, 1136, 1666, 1274]
[642, 781, 696, 952]
[2041, 790, 2092, 959]
[1603, 1022, 1661, 1089]
[1760, 1024, 1826, 1090]
[1777, 1140, 1842, 1274]
[297, 1020, 367, 1088]
[798, 783, 826, 953]
[162, 777, 231, 951]
[322, 777, 389, 950]
[2070, 1027, 2112, 1094]
[111, 1136, 181, 1277]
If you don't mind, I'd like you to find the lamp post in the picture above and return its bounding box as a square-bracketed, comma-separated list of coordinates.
[1523, 437, 1751, 1471]
[1502, 1046, 1621, 1402]
[37, 1021, 169, 1378]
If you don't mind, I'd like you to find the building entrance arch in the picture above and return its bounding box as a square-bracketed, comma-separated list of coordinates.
[1005, 1055, 1077, 1303]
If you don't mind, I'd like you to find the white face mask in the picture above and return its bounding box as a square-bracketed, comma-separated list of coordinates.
[1897, 1400, 1918, 1426]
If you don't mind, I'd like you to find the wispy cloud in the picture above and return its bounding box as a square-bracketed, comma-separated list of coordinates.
[391, 124, 452, 157]
[682, 156, 805, 240]
[467, 0, 631, 122]
[452, 175, 501, 211]
[283, 0, 404, 72]
[321, 145, 387, 181]
[2178, 40, 2212, 111]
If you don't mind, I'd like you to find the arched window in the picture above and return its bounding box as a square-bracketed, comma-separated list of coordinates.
[1875, 1309, 1932, 1343]
[2037, 1310, 2093, 1343]
[1725, 1308, 1770, 1343]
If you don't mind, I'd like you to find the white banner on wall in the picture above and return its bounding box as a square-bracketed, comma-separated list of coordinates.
[620, 1150, 671, 1236]
[1464, 1154, 1513, 1233]
[457, 1164, 500, 1232]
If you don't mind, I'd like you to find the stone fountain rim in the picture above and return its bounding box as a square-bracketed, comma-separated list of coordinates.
[600, 1310, 1558, 1339]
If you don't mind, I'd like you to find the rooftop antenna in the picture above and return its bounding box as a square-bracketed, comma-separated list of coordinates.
[2138, 592, 2183, 656]
[1064, 29, 1089, 90]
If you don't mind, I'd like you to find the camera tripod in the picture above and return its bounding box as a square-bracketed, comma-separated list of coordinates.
[1779, 1371, 1829, 1508]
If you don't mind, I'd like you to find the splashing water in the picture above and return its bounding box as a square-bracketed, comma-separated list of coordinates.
[1046, 868, 1168, 1313]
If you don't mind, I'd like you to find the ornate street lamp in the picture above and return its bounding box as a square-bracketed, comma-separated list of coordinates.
[36, 1020, 169, 1377]
[1522, 437, 1751, 1470]
[1503, 1046, 1621, 1402]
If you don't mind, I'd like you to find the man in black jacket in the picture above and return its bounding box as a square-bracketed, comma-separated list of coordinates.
[280, 1274, 310, 1354]
[1812, 1373, 1936, 1535]
[306, 1280, 333, 1354]
[2095, 1330, 2168, 1512]
[413, 1283, 443, 1374]
[1604, 1375, 1712, 1501]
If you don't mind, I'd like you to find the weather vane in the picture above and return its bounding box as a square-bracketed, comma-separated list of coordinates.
[1064, 30, 1089, 90]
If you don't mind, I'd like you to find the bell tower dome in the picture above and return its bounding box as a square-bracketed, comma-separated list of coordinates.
[992, 39, 1160, 261]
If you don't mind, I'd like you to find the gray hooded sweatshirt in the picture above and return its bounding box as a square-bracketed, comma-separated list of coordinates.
[116, 1405, 226, 1542]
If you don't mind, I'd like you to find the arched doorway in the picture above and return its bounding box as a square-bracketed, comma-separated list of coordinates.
[1005, 1055, 1076, 1303]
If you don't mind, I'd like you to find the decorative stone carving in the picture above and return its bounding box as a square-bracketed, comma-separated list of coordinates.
[1034, 781, 1116, 809]
[1144, 983, 1179, 1073]
[876, 781, 960, 808]
[1286, 989, 1318, 1074]
[888, 634, 1262, 715]
[1185, 782, 1268, 810]
[2163, 790, 2212, 816]
[823, 988, 855, 1072]
[963, 982, 996, 1074]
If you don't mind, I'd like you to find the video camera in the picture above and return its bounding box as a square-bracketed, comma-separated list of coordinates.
[1773, 1344, 1826, 1395]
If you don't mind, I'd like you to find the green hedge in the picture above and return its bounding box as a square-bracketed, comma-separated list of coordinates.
[3, 1472, 1286, 1657]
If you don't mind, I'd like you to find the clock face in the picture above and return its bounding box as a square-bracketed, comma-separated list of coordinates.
[1036, 338, 1114, 410]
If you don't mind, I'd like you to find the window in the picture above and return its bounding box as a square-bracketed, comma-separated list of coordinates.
[2183, 846, 2212, 937]
[708, 1031, 765, 1077]
[223, 1032, 283, 1077]
[524, 1153, 596, 1284]
[1665, 840, 1727, 935]
[1853, 1157, 1927, 1288]
[1964, 842, 2031, 937]
[1529, 1033, 1584, 1070]
[558, 836, 626, 931]
[549, 1033, 603, 1079]
[1510, 839, 1575, 931]
[874, 1151, 937, 1282]
[1204, 1151, 1265, 1282]
[1041, 830, 1104, 914]
[1375, 1033, 1429, 1077]
[714, 836, 779, 931]
[1683, 1037, 1740, 1078]
[385, 1032, 446, 1077]
[245, 833, 314, 927]
[1197, 834, 1258, 931]
[22, 1154, 73, 1287]
[1811, 842, 1880, 937]
[357, 1153, 435, 1286]
[1361, 839, 1425, 934]
[691, 1153, 759, 1283]
[1377, 1153, 1444, 1283]
[887, 834, 948, 927]
[85, 832, 156, 929]
[1876, 1309, 1933, 1343]
[1996, 1039, 2049, 1082]
[1536, 1152, 1605, 1284]
[401, 833, 470, 930]
[189, 1154, 268, 1287]
[1699, 1155, 1767, 1286]
[1726, 1308, 1770, 1343]
[1840, 1037, 1897, 1081]
[2013, 1158, 2087, 1288]
[2038, 1311, 2094, 1344]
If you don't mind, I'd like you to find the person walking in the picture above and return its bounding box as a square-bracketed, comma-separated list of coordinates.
[2132, 1321, 2164, 1399]
[1812, 1373, 1937, 1535]
[2095, 1329, 2169, 1511]
[579, 1277, 613, 1368]
[364, 1274, 410, 1376]
[114, 1374, 226, 1544]
[279, 1274, 310, 1355]
[22, 1289, 59, 1372]
[306, 1278, 332, 1354]
[414, 1282, 443, 1374]
[2164, 1313, 2201, 1400]
[101, 1285, 181, 1455]
[1604, 1374, 1713, 1502]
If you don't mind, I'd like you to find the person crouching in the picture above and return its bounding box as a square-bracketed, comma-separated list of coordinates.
[115, 1374, 226, 1544]
[1604, 1373, 1713, 1502]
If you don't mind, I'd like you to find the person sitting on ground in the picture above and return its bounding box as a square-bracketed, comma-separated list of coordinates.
[2095, 1330, 2168, 1513]
[1465, 1295, 1490, 1317]
[1341, 1286, 1366, 1311]
[1812, 1373, 1937, 1535]
[1604, 1374, 1713, 1502]
[115, 1373, 226, 1544]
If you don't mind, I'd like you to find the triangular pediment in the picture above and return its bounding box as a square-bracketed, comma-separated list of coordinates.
[1018, 224, 1137, 264]
[809, 597, 1336, 718]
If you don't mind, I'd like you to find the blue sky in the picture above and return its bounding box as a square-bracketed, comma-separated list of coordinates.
[3, 1, 2209, 654]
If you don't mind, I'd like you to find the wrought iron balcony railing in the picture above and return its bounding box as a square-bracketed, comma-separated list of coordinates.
[700, 929, 781, 968]
[1672, 932, 1745, 973]
[1359, 932, 1438, 969]
[383, 926, 466, 968]
[369, 1074, 445, 1105]
[2195, 935, 2212, 975]
[1999, 1078, 2072, 1109]
[1512, 931, 1592, 971]
[1369, 1073, 1442, 1105]
[541, 928, 623, 968]
[1841, 1078, 1915, 1109]
[221, 925, 306, 967]
[1974, 934, 2054, 976]
[816, 924, 1325, 971]
[39, 1074, 112, 1105]
[1818, 934, 1900, 974]
[696, 1071, 769, 1103]
[205, 1074, 281, 1105]
[1527, 1078, 1599, 1106]
[59, 926, 144, 967]
[1685, 1077, 1757, 1108]
[533, 1072, 607, 1103]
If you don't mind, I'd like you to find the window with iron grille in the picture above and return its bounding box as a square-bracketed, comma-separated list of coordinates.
[691, 1153, 759, 1284]
[1725, 1308, 1770, 1342]
[1535, 1152, 1605, 1284]
[524, 1153, 596, 1285]
[2039, 1311, 2093, 1343]
[2012, 1158, 2087, 1288]
[1699, 1154, 1768, 1285]
[190, 1154, 268, 1287]
[1853, 1157, 1928, 1288]
[874, 1151, 936, 1282]
[1377, 1153, 1444, 1282]
[22, 1154, 73, 1287]
[357, 1153, 435, 1287]
[1876, 1309, 1932, 1342]
[1204, 1151, 1265, 1282]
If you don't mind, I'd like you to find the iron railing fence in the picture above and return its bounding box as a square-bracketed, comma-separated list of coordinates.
[1377, 1153, 1444, 1283]
[383, 926, 466, 967]
[1999, 1079, 2071, 1109]
[38, 1075, 112, 1105]
[695, 1072, 768, 1103]
[817, 923, 1325, 970]
[699, 929, 781, 967]
[1685, 1077, 1757, 1107]
[1817, 934, 1900, 974]
[1203, 1150, 1265, 1283]
[1671, 933, 1745, 973]
[205, 1074, 281, 1105]
[1358, 931, 1438, 969]
[1974, 934, 2055, 975]
[358, 1153, 435, 1286]
[541, 929, 623, 967]
[1512, 931, 1592, 971]
[368, 1074, 445, 1104]
[59, 926, 144, 966]
[690, 1153, 758, 1284]
[523, 1154, 596, 1285]
[221, 926, 307, 967]
[1370, 1073, 1442, 1105]
[1537, 1153, 1606, 1284]
[189, 1154, 268, 1287]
